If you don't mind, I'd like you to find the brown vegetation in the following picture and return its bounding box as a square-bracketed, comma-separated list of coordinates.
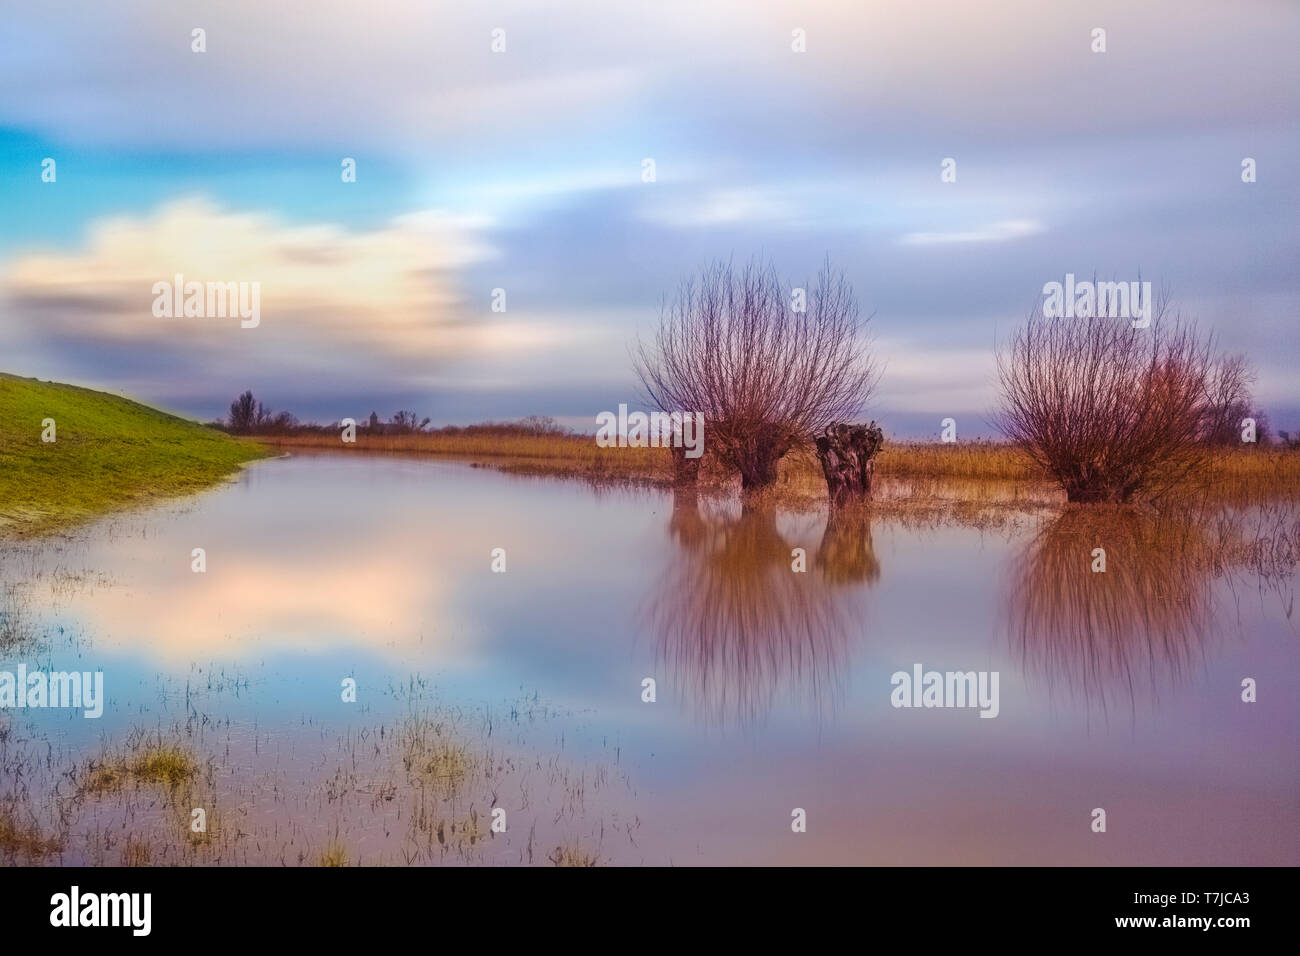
[0, 801, 62, 862]
[80, 741, 198, 795]
[259, 429, 1300, 510]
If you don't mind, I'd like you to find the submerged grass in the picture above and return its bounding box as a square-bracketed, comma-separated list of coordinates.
[548, 844, 600, 867]
[318, 841, 349, 867]
[0, 802, 63, 862]
[0, 373, 266, 537]
[400, 715, 478, 798]
[1, 700, 634, 865]
[81, 741, 199, 795]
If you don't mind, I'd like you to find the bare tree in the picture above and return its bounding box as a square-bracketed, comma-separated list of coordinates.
[1201, 352, 1262, 445]
[996, 293, 1232, 503]
[227, 391, 284, 433]
[264, 410, 298, 435]
[635, 258, 879, 491]
[389, 410, 431, 433]
[518, 415, 567, 437]
[228, 391, 259, 434]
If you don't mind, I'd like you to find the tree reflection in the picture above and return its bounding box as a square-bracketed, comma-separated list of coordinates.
[645, 491, 877, 727]
[1004, 507, 1216, 715]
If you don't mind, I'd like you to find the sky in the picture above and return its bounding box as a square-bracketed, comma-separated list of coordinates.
[1, 0, 1297, 437]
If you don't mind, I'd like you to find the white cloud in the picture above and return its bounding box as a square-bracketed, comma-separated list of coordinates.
[899, 219, 1044, 246]
[1, 197, 502, 369]
[873, 341, 997, 414]
[5, 1, 1291, 152]
[639, 188, 795, 228]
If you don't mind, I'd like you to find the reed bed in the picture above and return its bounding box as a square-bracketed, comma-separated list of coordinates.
[261, 433, 1300, 504]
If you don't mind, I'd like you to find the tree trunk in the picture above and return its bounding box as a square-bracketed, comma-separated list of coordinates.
[669, 444, 701, 486]
[738, 453, 781, 491]
[735, 430, 793, 493]
[815, 422, 884, 507]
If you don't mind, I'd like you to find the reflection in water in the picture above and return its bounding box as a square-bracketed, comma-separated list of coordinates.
[817, 505, 881, 585]
[1004, 508, 1215, 714]
[1, 456, 1295, 865]
[646, 491, 876, 727]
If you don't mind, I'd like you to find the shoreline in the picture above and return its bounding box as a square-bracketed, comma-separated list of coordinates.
[0, 374, 269, 539]
[255, 432, 1300, 509]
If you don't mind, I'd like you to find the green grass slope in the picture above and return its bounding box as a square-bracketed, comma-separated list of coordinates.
[0, 373, 267, 536]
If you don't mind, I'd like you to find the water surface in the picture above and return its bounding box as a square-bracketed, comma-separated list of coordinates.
[1, 453, 1295, 865]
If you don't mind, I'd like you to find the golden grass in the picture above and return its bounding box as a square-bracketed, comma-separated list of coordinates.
[261, 433, 1300, 505]
[400, 716, 477, 799]
[548, 844, 600, 867]
[121, 837, 153, 867]
[264, 431, 673, 482]
[82, 743, 198, 794]
[3, 699, 630, 865]
[318, 841, 349, 867]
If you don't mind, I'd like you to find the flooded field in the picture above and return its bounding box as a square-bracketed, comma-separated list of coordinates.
[1, 452, 1296, 865]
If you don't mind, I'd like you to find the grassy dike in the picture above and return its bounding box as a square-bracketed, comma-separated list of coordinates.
[0, 374, 267, 536]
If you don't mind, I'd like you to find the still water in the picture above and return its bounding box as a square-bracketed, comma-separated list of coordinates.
[1, 453, 1296, 864]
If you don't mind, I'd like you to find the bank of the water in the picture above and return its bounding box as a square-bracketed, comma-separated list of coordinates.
[0, 373, 266, 536]
[260, 430, 1299, 507]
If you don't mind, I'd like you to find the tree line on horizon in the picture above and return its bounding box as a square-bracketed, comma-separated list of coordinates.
[216, 391, 570, 440]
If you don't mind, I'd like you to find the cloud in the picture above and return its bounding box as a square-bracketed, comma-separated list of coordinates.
[0, 197, 511, 389]
[873, 341, 997, 415]
[639, 188, 796, 228]
[406, 67, 646, 140]
[899, 219, 1044, 246]
[2, 0, 1296, 430]
[67, 534, 457, 663]
[5, 1, 1294, 156]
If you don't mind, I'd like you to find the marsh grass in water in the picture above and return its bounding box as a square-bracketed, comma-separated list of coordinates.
[0, 690, 635, 866]
[548, 844, 600, 867]
[81, 739, 199, 795]
[318, 841, 349, 867]
[0, 800, 63, 862]
[0, 588, 34, 653]
[401, 714, 478, 797]
[121, 837, 153, 867]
